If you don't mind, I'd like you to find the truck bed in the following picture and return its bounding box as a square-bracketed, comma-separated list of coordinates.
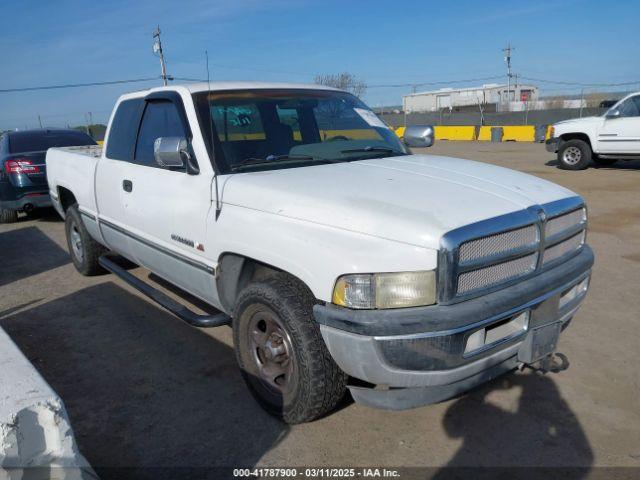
[46, 145, 103, 218]
[53, 145, 103, 158]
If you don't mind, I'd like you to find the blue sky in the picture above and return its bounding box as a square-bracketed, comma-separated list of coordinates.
[1, 0, 638, 130]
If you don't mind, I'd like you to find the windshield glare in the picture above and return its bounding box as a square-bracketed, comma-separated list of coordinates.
[194, 89, 406, 173]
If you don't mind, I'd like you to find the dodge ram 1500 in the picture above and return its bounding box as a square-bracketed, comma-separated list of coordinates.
[546, 91, 640, 170]
[46, 82, 593, 423]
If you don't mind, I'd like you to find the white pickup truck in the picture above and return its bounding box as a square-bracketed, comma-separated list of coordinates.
[547, 91, 640, 169]
[46, 82, 593, 423]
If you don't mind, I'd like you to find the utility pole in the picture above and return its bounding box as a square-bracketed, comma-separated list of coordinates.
[87, 112, 94, 137]
[502, 42, 515, 111]
[153, 26, 169, 86]
[38, 115, 43, 128]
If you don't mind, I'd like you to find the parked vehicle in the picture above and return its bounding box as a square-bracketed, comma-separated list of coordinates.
[0, 129, 96, 222]
[598, 99, 618, 109]
[46, 83, 593, 423]
[546, 91, 640, 170]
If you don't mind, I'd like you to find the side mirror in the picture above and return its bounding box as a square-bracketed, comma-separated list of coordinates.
[403, 125, 435, 148]
[154, 137, 190, 168]
[605, 108, 621, 119]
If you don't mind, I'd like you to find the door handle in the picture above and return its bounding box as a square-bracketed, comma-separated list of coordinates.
[122, 180, 133, 192]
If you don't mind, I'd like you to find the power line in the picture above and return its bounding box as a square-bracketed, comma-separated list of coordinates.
[1, 73, 636, 97]
[0, 77, 159, 94]
[172, 77, 207, 82]
[519, 76, 640, 87]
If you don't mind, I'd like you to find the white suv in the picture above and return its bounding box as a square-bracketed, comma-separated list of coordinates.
[547, 92, 640, 170]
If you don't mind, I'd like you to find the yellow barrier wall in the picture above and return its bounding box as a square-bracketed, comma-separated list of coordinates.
[501, 125, 535, 142]
[434, 125, 476, 141]
[369, 125, 541, 142]
[477, 126, 492, 141]
[477, 125, 535, 142]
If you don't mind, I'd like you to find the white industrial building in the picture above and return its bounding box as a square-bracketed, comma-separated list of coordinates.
[402, 83, 539, 113]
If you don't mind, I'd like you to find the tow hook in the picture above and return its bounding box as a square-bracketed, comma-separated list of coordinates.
[519, 352, 570, 374]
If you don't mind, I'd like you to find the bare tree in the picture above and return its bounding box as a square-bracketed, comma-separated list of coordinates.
[314, 72, 367, 98]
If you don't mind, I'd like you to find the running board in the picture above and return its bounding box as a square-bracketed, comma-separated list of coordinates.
[99, 254, 231, 328]
[599, 154, 640, 160]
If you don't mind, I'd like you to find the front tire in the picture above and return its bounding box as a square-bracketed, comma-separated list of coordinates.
[0, 208, 18, 223]
[65, 205, 106, 276]
[558, 139, 591, 170]
[233, 274, 347, 424]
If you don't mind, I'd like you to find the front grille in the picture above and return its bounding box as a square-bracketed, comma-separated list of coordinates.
[545, 208, 585, 238]
[440, 198, 587, 302]
[543, 231, 585, 265]
[457, 253, 539, 295]
[458, 224, 539, 264]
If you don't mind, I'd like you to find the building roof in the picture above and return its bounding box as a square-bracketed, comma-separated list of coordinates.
[404, 83, 537, 98]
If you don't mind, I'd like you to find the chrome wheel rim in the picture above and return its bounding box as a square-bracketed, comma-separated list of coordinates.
[563, 146, 582, 165]
[70, 222, 84, 263]
[248, 309, 295, 394]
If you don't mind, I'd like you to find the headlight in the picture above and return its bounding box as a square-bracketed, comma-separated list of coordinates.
[332, 271, 437, 309]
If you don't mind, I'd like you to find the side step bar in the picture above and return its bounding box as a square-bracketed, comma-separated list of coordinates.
[99, 254, 231, 328]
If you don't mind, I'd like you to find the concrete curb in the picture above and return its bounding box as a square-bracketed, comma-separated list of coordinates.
[0, 326, 98, 479]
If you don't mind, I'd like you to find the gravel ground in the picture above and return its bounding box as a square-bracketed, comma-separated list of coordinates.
[1, 141, 638, 478]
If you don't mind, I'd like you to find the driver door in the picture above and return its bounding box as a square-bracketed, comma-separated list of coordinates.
[122, 94, 219, 304]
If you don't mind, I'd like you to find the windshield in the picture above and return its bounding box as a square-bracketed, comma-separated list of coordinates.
[193, 89, 407, 173]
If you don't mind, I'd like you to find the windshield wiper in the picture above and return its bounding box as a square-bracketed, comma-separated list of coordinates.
[230, 154, 316, 171]
[340, 146, 407, 156]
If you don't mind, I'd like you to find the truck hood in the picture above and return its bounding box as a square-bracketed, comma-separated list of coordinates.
[221, 154, 577, 250]
[555, 116, 602, 126]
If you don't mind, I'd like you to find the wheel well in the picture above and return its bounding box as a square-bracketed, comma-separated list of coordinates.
[559, 133, 592, 149]
[57, 187, 77, 212]
[216, 254, 312, 314]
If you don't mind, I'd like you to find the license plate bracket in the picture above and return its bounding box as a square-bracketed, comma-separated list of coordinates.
[518, 321, 562, 364]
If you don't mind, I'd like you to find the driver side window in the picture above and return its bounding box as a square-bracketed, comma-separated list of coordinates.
[135, 101, 187, 167]
[617, 96, 640, 117]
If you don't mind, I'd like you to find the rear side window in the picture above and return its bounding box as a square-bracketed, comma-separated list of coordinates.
[134, 101, 187, 167]
[8, 131, 96, 153]
[105, 98, 144, 161]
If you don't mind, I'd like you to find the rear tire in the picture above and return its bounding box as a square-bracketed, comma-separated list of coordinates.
[592, 155, 618, 166]
[65, 205, 106, 276]
[233, 273, 347, 424]
[558, 139, 591, 170]
[0, 208, 18, 223]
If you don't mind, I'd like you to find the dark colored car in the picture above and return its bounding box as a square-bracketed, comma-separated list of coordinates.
[0, 129, 96, 223]
[599, 99, 618, 108]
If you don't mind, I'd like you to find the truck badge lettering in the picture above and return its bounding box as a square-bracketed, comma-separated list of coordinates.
[170, 234, 195, 248]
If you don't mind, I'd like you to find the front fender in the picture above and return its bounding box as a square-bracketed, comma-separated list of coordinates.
[209, 203, 438, 302]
